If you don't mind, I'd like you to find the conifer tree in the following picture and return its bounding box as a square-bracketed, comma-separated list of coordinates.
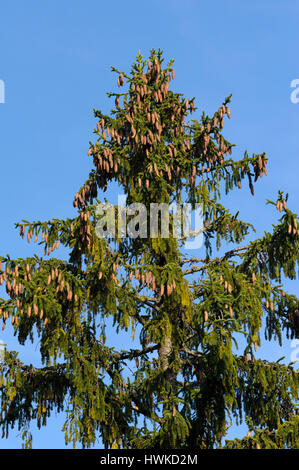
[0, 49, 298, 449]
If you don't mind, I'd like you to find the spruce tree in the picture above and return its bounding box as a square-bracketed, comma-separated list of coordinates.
[0, 49, 298, 449]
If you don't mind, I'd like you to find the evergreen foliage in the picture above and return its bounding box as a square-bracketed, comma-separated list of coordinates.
[0, 49, 298, 449]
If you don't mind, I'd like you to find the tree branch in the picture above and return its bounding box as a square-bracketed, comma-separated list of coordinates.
[183, 244, 250, 275]
[117, 344, 159, 361]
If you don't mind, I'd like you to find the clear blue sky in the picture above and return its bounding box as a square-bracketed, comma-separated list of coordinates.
[0, 0, 298, 448]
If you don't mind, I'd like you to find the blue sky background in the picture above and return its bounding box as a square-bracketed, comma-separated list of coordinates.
[0, 0, 298, 448]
